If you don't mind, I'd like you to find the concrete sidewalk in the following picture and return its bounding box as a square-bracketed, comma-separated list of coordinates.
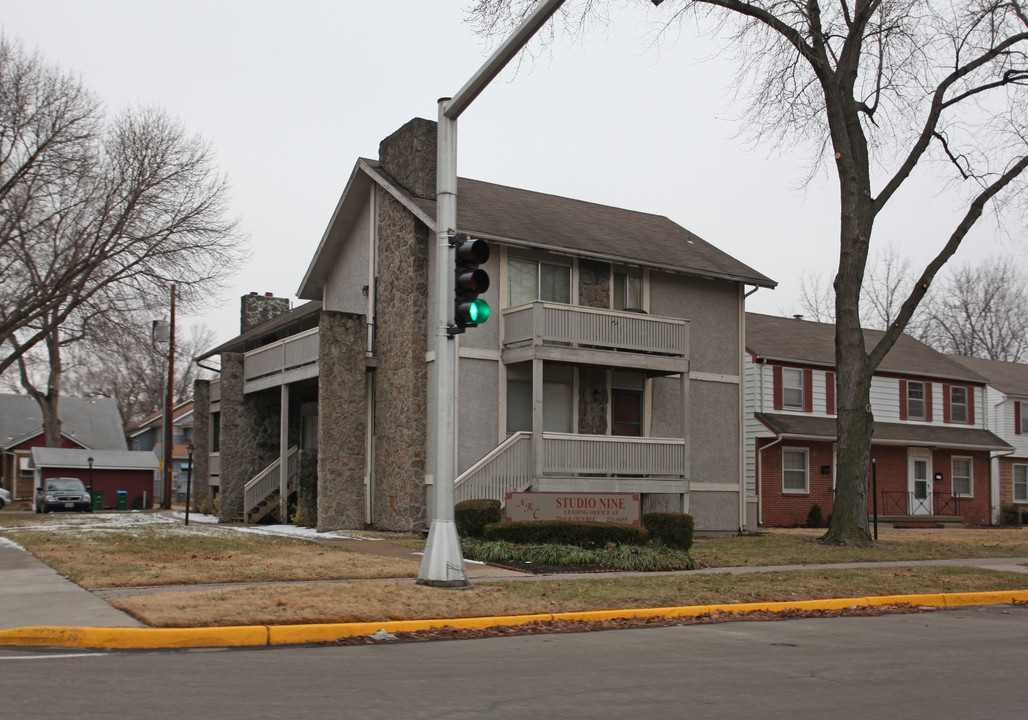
[0, 540, 144, 631]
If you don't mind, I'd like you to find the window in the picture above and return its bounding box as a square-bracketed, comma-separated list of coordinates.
[907, 381, 926, 420]
[18, 455, 31, 477]
[612, 390, 643, 436]
[508, 258, 571, 307]
[505, 364, 574, 435]
[613, 270, 642, 311]
[1019, 402, 1027, 435]
[782, 368, 804, 410]
[949, 386, 968, 423]
[1014, 465, 1028, 503]
[952, 457, 972, 497]
[782, 448, 809, 493]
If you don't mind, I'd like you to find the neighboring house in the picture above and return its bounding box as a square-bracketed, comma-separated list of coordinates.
[745, 313, 1012, 527]
[194, 118, 776, 533]
[948, 355, 1028, 518]
[127, 401, 195, 504]
[0, 395, 127, 501]
[30, 447, 159, 510]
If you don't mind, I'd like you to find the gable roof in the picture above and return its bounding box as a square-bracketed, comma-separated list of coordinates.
[948, 355, 1028, 398]
[0, 395, 127, 451]
[745, 313, 988, 383]
[127, 401, 194, 437]
[299, 158, 775, 300]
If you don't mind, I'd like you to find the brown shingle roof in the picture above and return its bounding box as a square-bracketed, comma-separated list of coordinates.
[745, 313, 988, 383]
[948, 355, 1028, 398]
[756, 413, 1011, 450]
[383, 165, 775, 288]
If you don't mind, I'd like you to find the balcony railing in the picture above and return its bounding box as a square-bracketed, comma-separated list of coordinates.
[454, 432, 687, 503]
[502, 302, 688, 359]
[243, 328, 319, 391]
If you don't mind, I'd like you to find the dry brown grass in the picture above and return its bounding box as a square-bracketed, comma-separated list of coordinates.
[111, 566, 1028, 628]
[692, 527, 1028, 567]
[4, 526, 419, 587]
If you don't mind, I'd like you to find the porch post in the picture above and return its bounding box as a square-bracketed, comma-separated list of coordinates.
[680, 368, 691, 513]
[279, 383, 289, 523]
[533, 358, 544, 481]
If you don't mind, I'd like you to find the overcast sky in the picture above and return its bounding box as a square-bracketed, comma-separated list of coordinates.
[2, 1, 1022, 346]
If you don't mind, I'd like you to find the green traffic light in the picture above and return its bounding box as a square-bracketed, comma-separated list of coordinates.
[470, 299, 490, 324]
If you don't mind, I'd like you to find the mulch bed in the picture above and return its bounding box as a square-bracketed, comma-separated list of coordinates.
[486, 561, 619, 574]
[331, 603, 939, 646]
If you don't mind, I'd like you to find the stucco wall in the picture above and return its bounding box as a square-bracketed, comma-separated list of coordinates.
[457, 357, 500, 473]
[649, 273, 740, 376]
[323, 188, 371, 316]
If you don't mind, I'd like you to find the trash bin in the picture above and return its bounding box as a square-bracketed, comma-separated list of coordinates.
[92, 490, 104, 511]
[116, 490, 127, 511]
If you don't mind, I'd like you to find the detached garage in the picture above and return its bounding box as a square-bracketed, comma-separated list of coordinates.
[31, 448, 158, 510]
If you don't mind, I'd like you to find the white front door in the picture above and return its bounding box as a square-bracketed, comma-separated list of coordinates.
[908, 449, 933, 515]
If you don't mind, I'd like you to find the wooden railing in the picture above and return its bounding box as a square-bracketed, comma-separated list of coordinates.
[243, 446, 299, 521]
[453, 432, 686, 503]
[244, 328, 319, 384]
[454, 433, 533, 504]
[502, 302, 688, 357]
[543, 433, 686, 477]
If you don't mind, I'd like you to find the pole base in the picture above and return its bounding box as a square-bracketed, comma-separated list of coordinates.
[417, 519, 470, 588]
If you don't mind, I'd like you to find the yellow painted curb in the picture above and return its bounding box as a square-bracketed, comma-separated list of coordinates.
[1, 589, 1025, 649]
[0, 625, 268, 649]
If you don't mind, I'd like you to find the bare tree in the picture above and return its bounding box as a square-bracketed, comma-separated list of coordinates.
[921, 258, 1028, 362]
[470, 1, 1028, 545]
[1, 36, 242, 445]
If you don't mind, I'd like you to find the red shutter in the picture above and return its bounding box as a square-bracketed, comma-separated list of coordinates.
[968, 389, 975, 425]
[826, 371, 836, 415]
[899, 379, 908, 420]
[1017, 402, 1023, 435]
[803, 369, 813, 413]
[942, 384, 951, 423]
[925, 382, 933, 422]
[773, 365, 783, 410]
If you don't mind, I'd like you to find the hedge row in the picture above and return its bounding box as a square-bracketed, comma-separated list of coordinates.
[483, 519, 650, 547]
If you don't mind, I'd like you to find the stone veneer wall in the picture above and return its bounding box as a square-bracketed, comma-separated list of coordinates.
[578, 260, 610, 435]
[378, 118, 437, 198]
[217, 352, 281, 522]
[192, 379, 210, 507]
[316, 310, 367, 530]
[240, 293, 291, 334]
[372, 190, 429, 531]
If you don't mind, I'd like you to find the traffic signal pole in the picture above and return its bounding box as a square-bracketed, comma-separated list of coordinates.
[418, 0, 566, 587]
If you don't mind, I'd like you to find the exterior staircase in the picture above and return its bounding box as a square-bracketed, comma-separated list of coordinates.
[244, 446, 299, 524]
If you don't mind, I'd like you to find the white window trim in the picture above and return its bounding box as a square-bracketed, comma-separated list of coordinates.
[907, 380, 926, 420]
[782, 368, 804, 410]
[782, 447, 810, 494]
[951, 456, 973, 498]
[1013, 464, 1028, 504]
[949, 386, 969, 424]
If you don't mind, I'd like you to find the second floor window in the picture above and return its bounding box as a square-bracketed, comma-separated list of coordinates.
[1019, 402, 1027, 435]
[509, 258, 571, 307]
[907, 381, 926, 420]
[613, 269, 642, 311]
[949, 386, 968, 423]
[782, 368, 804, 409]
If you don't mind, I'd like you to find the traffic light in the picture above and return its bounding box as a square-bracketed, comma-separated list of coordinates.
[453, 233, 490, 333]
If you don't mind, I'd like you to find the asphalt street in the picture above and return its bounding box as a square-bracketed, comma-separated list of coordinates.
[2, 604, 1026, 719]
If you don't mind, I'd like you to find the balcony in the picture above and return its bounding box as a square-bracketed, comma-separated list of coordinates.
[501, 302, 689, 373]
[243, 328, 320, 393]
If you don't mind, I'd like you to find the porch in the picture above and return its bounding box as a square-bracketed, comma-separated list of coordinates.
[455, 431, 689, 506]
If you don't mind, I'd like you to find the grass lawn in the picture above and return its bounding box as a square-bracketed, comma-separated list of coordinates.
[2, 512, 1026, 628]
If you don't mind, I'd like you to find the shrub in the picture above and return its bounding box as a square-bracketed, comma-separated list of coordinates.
[805, 504, 826, 529]
[455, 499, 502, 538]
[641, 512, 695, 550]
[482, 519, 649, 547]
[1000, 504, 1023, 526]
[461, 539, 696, 572]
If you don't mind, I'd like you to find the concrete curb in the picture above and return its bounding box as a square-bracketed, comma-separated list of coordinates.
[1, 589, 1026, 650]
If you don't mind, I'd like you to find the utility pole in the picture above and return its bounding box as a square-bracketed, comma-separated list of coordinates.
[162, 285, 176, 510]
[418, 0, 566, 587]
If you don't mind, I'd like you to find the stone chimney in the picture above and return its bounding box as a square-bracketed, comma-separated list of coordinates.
[240, 292, 291, 334]
[378, 118, 437, 198]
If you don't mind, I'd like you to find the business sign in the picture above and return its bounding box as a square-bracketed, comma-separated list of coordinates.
[504, 492, 641, 525]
